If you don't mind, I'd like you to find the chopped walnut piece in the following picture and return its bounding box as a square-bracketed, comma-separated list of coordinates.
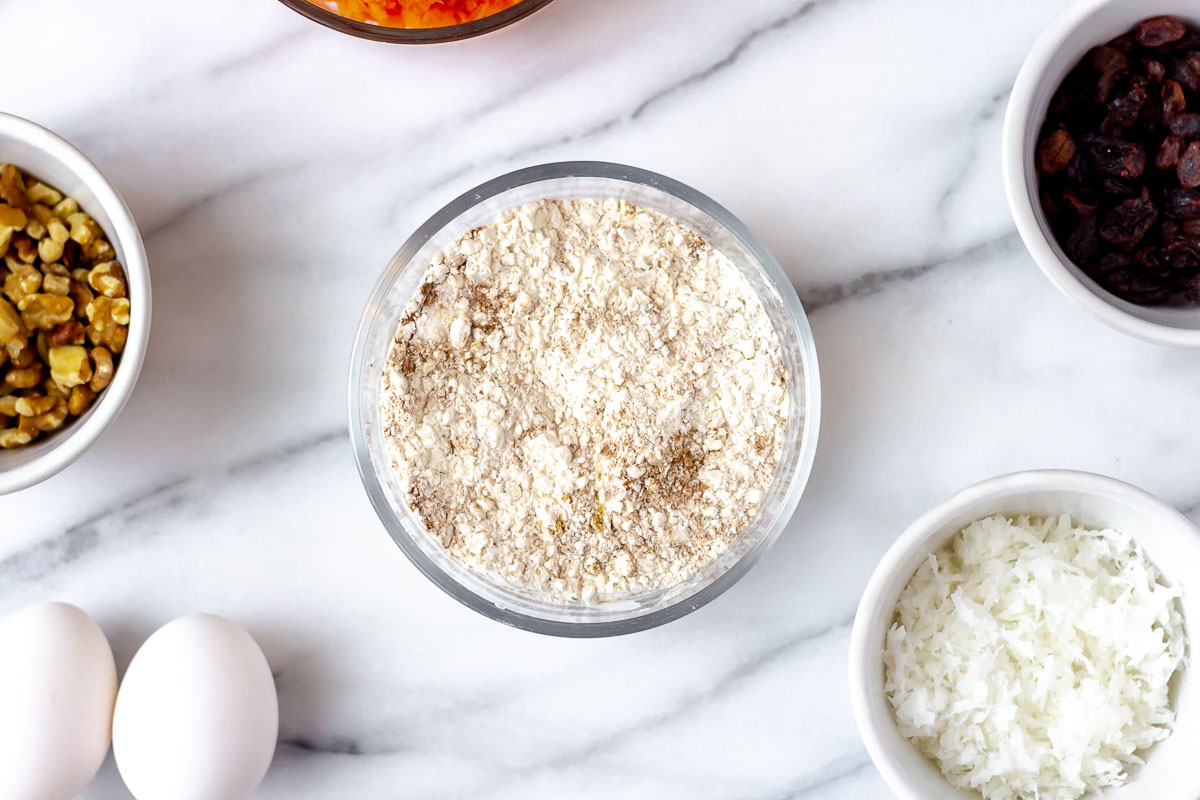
[32, 395, 67, 431]
[0, 427, 34, 448]
[3, 260, 41, 306]
[5, 365, 42, 389]
[85, 296, 128, 352]
[0, 204, 27, 230]
[15, 395, 55, 417]
[66, 212, 97, 246]
[0, 297, 25, 347]
[68, 384, 96, 415]
[22, 294, 75, 330]
[46, 320, 85, 347]
[0, 165, 28, 211]
[27, 182, 62, 206]
[42, 274, 70, 297]
[9, 341, 35, 368]
[88, 262, 127, 298]
[47, 345, 92, 390]
[89, 347, 113, 391]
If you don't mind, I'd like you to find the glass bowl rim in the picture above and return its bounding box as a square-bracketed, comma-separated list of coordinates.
[347, 160, 822, 636]
[275, 0, 556, 43]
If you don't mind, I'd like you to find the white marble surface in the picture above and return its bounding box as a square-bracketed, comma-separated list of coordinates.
[5, 0, 1200, 797]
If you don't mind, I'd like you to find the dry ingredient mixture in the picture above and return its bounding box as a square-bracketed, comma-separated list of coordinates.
[1038, 15, 1200, 304]
[0, 164, 129, 449]
[316, 0, 519, 27]
[885, 514, 1187, 800]
[380, 199, 791, 602]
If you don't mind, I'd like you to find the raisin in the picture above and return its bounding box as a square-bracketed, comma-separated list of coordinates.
[1156, 135, 1185, 169]
[1092, 252, 1134, 277]
[1100, 188, 1158, 250]
[1137, 16, 1188, 47]
[1101, 177, 1139, 196]
[1066, 216, 1102, 264]
[1103, 77, 1148, 133]
[1161, 237, 1200, 272]
[1183, 273, 1200, 301]
[1066, 153, 1095, 187]
[1165, 188, 1200, 218]
[1037, 129, 1076, 174]
[1062, 187, 1099, 218]
[1168, 112, 1200, 136]
[1171, 52, 1200, 92]
[1162, 79, 1187, 116]
[1145, 59, 1167, 84]
[1180, 141, 1200, 187]
[1090, 46, 1130, 103]
[1083, 134, 1146, 178]
[1102, 269, 1172, 304]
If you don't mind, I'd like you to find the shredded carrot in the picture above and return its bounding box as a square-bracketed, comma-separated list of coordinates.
[320, 0, 522, 28]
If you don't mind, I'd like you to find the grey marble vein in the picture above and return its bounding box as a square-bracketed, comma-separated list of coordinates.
[799, 231, 1022, 312]
[1, 429, 343, 585]
[773, 753, 875, 799]
[934, 89, 1011, 226]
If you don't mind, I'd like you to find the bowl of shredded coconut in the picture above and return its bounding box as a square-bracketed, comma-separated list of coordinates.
[349, 162, 819, 636]
[849, 470, 1200, 800]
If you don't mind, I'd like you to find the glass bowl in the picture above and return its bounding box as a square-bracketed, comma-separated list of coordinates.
[348, 162, 821, 636]
[276, 0, 556, 43]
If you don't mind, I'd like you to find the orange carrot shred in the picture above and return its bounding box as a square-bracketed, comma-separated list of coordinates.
[319, 0, 523, 28]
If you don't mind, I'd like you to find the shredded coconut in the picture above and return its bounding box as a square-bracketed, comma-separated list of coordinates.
[884, 514, 1187, 800]
[379, 198, 790, 602]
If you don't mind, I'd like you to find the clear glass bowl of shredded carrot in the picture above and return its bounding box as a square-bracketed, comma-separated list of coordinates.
[319, 0, 522, 28]
[281, 0, 553, 42]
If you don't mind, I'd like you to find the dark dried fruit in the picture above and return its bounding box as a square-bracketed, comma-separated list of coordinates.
[1172, 52, 1200, 92]
[1100, 268, 1173, 304]
[1168, 112, 1200, 136]
[1063, 187, 1099, 218]
[1162, 79, 1187, 116]
[1156, 135, 1185, 169]
[1180, 141, 1200, 187]
[1183, 273, 1200, 301]
[1137, 16, 1187, 47]
[1161, 236, 1200, 271]
[1099, 188, 1158, 250]
[1090, 46, 1130, 102]
[1083, 135, 1146, 178]
[1165, 188, 1200, 218]
[1038, 129, 1076, 174]
[1038, 15, 1200, 305]
[1066, 216, 1102, 265]
[1104, 76, 1148, 132]
[1146, 59, 1167, 84]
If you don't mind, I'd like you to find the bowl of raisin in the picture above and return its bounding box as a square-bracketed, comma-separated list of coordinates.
[1005, 0, 1200, 347]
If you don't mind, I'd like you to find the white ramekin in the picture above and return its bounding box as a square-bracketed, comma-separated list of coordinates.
[849, 470, 1200, 799]
[1003, 0, 1200, 347]
[0, 113, 151, 494]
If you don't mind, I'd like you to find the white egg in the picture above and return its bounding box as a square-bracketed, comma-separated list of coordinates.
[0, 601, 117, 800]
[113, 614, 279, 800]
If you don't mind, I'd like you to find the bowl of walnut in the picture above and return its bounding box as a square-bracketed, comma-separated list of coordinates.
[1005, 0, 1200, 347]
[0, 113, 149, 494]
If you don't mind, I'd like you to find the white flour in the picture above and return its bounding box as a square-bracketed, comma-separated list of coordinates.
[380, 198, 790, 602]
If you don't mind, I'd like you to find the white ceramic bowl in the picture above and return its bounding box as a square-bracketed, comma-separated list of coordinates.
[849, 470, 1200, 800]
[0, 113, 151, 494]
[1003, 0, 1200, 347]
